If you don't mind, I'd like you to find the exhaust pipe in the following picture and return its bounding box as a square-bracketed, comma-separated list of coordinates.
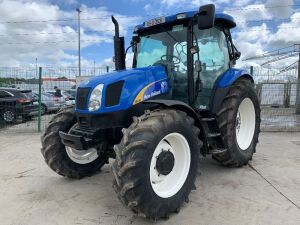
[112, 16, 126, 71]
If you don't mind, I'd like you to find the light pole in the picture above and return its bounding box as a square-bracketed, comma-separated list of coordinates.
[296, 44, 300, 114]
[76, 8, 81, 77]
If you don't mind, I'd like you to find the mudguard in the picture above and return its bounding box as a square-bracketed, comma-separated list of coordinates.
[216, 68, 254, 88]
[211, 68, 254, 113]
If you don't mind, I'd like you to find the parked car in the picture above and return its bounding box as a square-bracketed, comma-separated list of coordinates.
[0, 88, 39, 123]
[47, 90, 75, 106]
[64, 89, 76, 99]
[33, 92, 66, 115]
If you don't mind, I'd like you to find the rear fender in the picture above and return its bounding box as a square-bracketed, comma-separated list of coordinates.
[211, 71, 254, 113]
[216, 68, 254, 88]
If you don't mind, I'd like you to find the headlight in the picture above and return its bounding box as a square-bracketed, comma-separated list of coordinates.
[88, 84, 104, 111]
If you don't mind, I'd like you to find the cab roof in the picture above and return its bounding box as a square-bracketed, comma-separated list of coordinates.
[134, 11, 236, 33]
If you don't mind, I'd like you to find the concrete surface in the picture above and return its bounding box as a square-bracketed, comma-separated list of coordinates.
[0, 132, 299, 225]
[261, 108, 300, 132]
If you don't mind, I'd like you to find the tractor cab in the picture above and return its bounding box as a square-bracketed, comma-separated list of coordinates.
[129, 7, 240, 110]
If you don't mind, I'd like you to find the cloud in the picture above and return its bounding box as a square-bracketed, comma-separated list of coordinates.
[0, 0, 139, 67]
[144, 4, 151, 11]
[266, 0, 294, 19]
[1, 0, 299, 70]
[225, 4, 272, 26]
[160, 0, 229, 8]
[268, 12, 300, 46]
[78, 5, 140, 37]
[100, 52, 134, 70]
[232, 0, 252, 7]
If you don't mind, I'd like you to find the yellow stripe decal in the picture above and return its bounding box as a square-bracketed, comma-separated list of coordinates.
[133, 82, 155, 105]
[133, 79, 165, 105]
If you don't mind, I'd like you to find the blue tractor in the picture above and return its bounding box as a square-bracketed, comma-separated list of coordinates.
[41, 4, 260, 219]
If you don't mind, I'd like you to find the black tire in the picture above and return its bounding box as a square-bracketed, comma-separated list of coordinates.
[112, 109, 202, 219]
[214, 78, 261, 167]
[41, 108, 108, 179]
[2, 108, 16, 123]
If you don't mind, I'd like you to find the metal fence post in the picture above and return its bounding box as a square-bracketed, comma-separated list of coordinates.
[255, 83, 262, 105]
[250, 66, 254, 76]
[284, 82, 291, 108]
[38, 67, 42, 132]
[296, 81, 300, 114]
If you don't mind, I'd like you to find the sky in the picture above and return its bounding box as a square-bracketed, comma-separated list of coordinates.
[0, 0, 299, 68]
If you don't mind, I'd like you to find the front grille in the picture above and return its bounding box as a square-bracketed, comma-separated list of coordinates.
[105, 81, 124, 107]
[76, 87, 90, 110]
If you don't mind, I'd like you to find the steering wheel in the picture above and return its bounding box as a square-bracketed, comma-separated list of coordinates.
[160, 54, 181, 65]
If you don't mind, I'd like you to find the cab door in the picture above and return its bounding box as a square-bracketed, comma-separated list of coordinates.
[193, 26, 230, 110]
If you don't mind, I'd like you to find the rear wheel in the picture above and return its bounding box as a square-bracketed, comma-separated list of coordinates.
[41, 108, 109, 178]
[214, 78, 260, 167]
[112, 109, 202, 219]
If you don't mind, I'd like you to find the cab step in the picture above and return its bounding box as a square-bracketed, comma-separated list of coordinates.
[201, 117, 216, 122]
[207, 133, 221, 138]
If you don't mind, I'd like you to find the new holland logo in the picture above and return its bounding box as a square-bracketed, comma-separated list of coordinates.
[144, 90, 161, 100]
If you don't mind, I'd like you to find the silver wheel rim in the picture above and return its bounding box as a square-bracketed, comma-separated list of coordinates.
[236, 98, 256, 150]
[65, 124, 98, 164]
[150, 133, 191, 198]
[3, 111, 14, 122]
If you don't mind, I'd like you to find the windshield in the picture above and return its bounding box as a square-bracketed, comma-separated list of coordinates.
[136, 25, 187, 68]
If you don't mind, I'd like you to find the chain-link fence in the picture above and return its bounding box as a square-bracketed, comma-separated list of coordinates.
[0, 66, 299, 133]
[252, 66, 300, 131]
[0, 66, 110, 133]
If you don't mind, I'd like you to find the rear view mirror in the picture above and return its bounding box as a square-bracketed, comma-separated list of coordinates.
[131, 36, 140, 52]
[132, 36, 140, 44]
[234, 51, 241, 59]
[198, 4, 215, 30]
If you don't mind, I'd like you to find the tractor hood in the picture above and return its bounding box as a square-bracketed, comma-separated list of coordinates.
[76, 65, 169, 114]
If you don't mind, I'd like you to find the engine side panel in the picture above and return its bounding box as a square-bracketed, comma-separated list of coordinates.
[75, 66, 168, 114]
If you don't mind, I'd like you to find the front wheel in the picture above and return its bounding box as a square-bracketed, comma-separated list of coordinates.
[112, 109, 202, 219]
[41, 108, 109, 178]
[214, 78, 261, 167]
